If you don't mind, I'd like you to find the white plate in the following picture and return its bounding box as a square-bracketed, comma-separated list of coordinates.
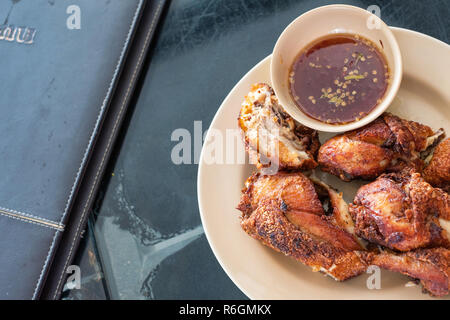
[197, 27, 450, 300]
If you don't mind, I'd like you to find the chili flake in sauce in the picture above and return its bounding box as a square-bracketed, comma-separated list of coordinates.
[289, 34, 390, 124]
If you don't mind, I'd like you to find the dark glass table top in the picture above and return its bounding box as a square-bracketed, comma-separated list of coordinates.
[63, 0, 449, 299]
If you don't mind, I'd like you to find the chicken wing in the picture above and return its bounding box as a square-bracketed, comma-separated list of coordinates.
[364, 247, 450, 297]
[238, 83, 320, 172]
[318, 113, 445, 181]
[423, 138, 450, 192]
[237, 172, 367, 281]
[349, 169, 450, 252]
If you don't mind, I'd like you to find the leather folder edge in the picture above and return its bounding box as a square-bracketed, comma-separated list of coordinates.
[39, 0, 167, 299]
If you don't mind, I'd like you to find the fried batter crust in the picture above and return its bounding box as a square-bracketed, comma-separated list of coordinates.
[423, 138, 450, 192]
[238, 172, 366, 281]
[237, 171, 324, 216]
[241, 205, 367, 281]
[364, 248, 450, 297]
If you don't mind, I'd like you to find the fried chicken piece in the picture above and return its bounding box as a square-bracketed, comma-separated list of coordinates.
[238, 83, 320, 172]
[238, 171, 324, 216]
[423, 138, 450, 192]
[318, 113, 445, 181]
[364, 247, 450, 297]
[237, 172, 450, 295]
[311, 177, 367, 249]
[237, 172, 367, 281]
[349, 169, 450, 252]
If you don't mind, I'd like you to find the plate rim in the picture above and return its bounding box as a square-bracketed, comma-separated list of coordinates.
[197, 27, 450, 300]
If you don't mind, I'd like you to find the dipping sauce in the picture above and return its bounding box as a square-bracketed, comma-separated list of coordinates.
[289, 34, 390, 124]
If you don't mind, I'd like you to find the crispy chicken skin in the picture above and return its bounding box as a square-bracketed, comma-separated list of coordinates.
[238, 83, 320, 171]
[237, 171, 450, 295]
[238, 171, 324, 216]
[423, 138, 450, 192]
[236, 84, 450, 295]
[364, 248, 450, 297]
[349, 169, 450, 252]
[318, 113, 444, 181]
[237, 172, 367, 281]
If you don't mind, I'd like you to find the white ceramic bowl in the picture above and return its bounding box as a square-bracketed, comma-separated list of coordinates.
[271, 4, 402, 132]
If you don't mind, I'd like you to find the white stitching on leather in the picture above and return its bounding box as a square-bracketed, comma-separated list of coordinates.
[58, 0, 145, 226]
[0, 0, 144, 229]
[0, 206, 64, 229]
[51, 0, 164, 299]
[32, 230, 60, 299]
[30, 0, 146, 300]
[0, 212, 63, 231]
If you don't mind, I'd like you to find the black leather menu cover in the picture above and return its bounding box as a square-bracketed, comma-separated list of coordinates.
[0, 0, 166, 299]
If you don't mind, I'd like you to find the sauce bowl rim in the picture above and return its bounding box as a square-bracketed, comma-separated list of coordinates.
[270, 4, 403, 133]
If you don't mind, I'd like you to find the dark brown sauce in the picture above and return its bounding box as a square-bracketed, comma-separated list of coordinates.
[289, 34, 390, 124]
